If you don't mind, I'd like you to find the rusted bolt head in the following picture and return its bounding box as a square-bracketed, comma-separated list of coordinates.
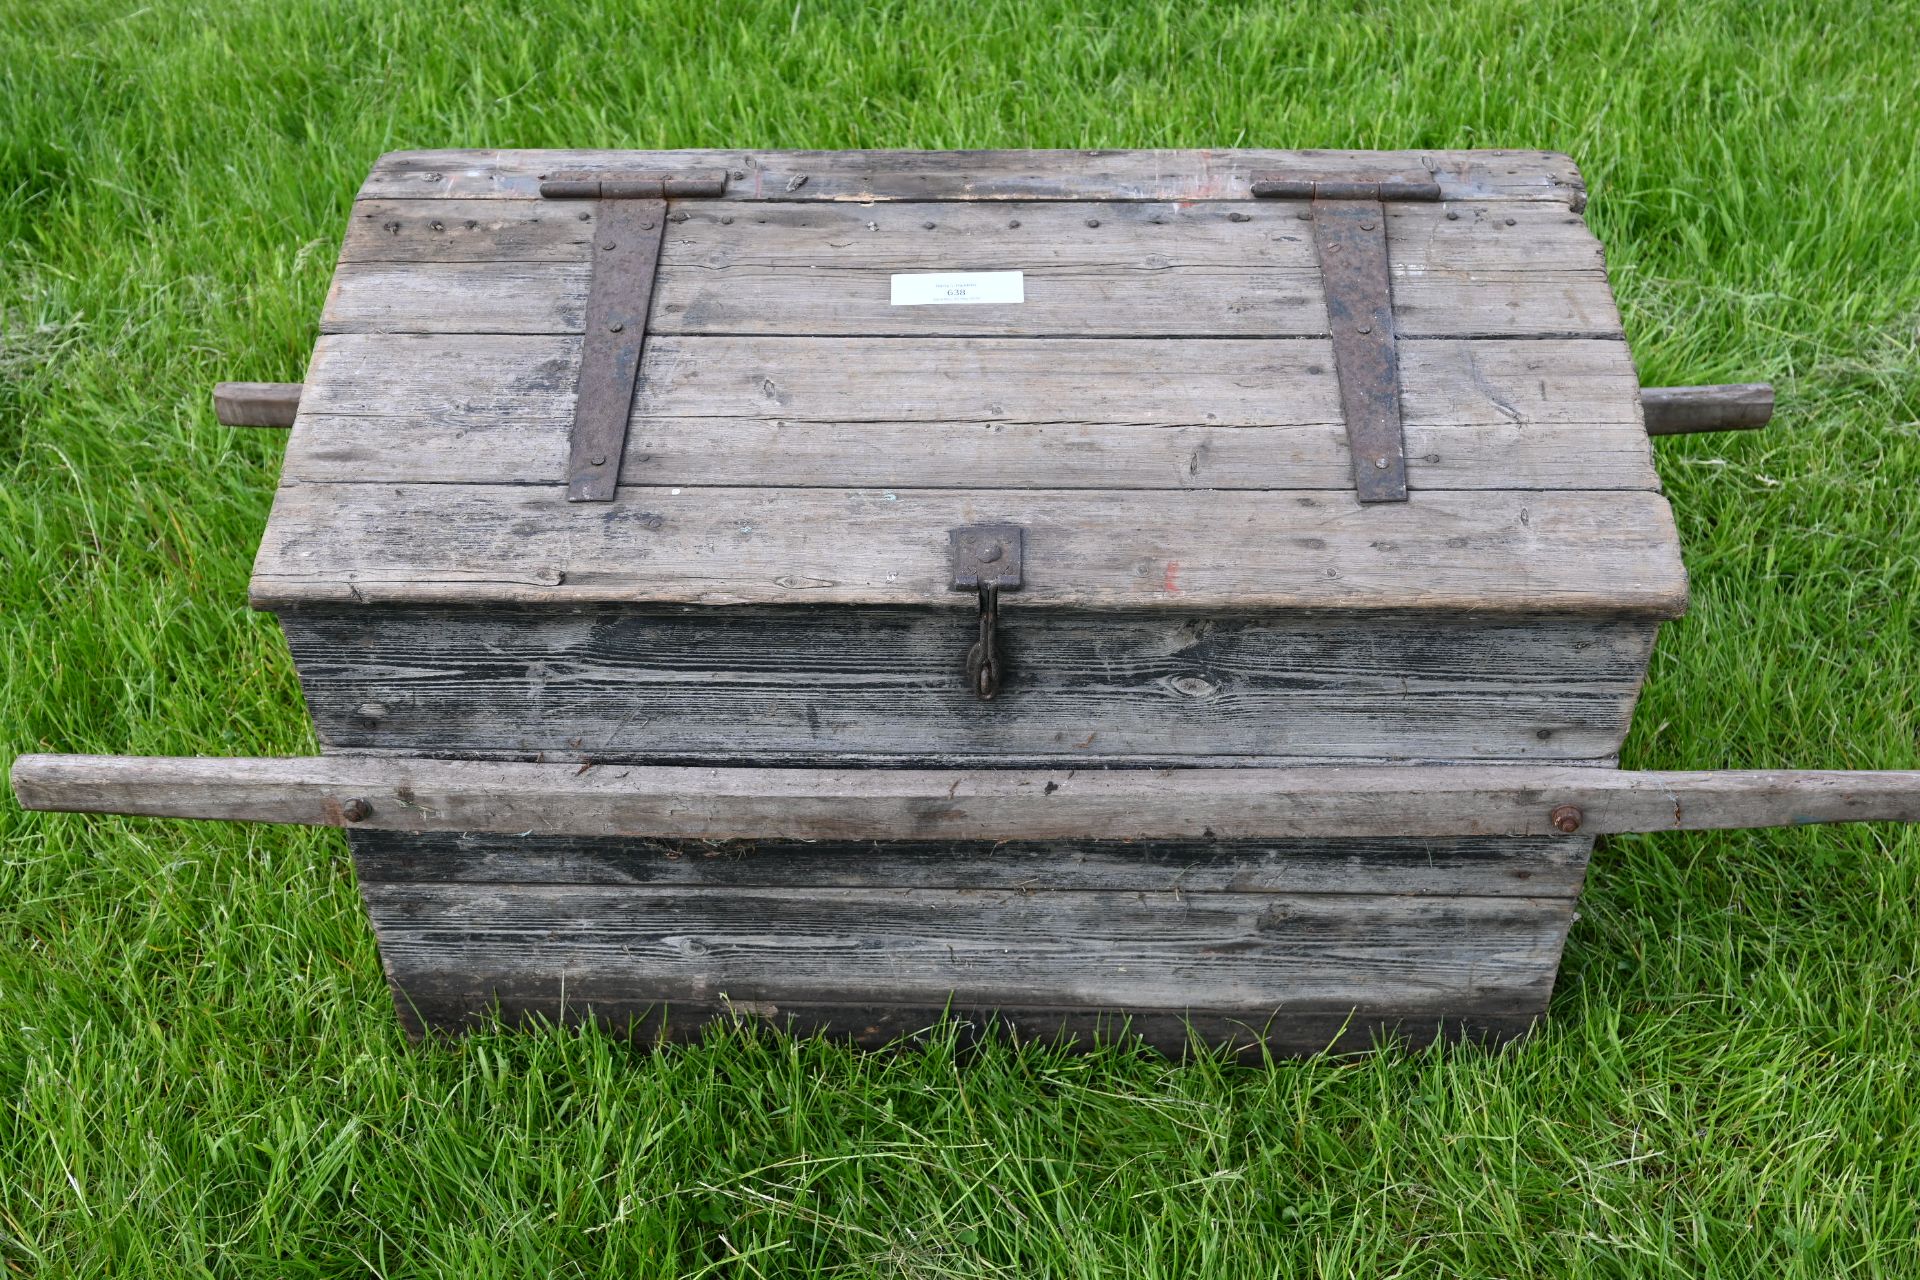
[341, 798, 372, 823]
[1550, 804, 1583, 834]
[979, 543, 1003, 563]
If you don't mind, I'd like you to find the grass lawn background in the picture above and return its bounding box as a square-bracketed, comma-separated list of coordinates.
[3, 0, 1917, 1274]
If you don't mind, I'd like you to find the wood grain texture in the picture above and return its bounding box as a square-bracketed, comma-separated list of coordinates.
[346, 829, 1591, 897]
[280, 334, 1657, 492]
[279, 606, 1653, 763]
[354, 148, 1588, 207]
[324, 200, 1619, 339]
[249, 485, 1688, 613]
[385, 991, 1544, 1056]
[21, 756, 1920, 840]
[357, 881, 1574, 1011]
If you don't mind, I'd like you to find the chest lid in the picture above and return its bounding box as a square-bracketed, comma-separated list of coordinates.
[251, 148, 1686, 617]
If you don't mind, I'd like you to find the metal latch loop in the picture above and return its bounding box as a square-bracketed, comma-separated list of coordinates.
[950, 524, 1024, 700]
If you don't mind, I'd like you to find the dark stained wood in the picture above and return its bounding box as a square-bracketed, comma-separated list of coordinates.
[388, 992, 1545, 1057]
[358, 882, 1573, 1011]
[346, 829, 1593, 898]
[280, 605, 1655, 763]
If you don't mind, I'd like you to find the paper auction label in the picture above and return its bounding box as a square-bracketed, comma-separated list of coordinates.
[889, 271, 1025, 306]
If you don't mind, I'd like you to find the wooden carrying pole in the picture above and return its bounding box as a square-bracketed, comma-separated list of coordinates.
[12, 755, 1920, 842]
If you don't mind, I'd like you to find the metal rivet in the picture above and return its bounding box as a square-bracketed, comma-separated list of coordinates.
[601, 241, 616, 250]
[430, 220, 445, 232]
[979, 543, 1003, 563]
[1505, 217, 1517, 226]
[1228, 211, 1250, 222]
[341, 798, 372, 822]
[922, 220, 936, 229]
[1008, 219, 1020, 228]
[639, 220, 654, 230]
[608, 321, 623, 332]
[1357, 323, 1371, 334]
[590, 454, 607, 466]
[578, 211, 591, 221]
[1374, 457, 1388, 469]
[1359, 220, 1375, 230]
[1085, 218, 1100, 227]
[1445, 209, 1460, 221]
[720, 215, 733, 224]
[1550, 804, 1583, 834]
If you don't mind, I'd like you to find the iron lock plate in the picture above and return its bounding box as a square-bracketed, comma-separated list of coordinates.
[949, 525, 1025, 590]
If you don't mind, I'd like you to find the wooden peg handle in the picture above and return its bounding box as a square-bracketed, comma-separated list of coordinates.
[213, 382, 302, 427]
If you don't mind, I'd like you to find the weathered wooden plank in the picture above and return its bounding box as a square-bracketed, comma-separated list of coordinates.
[324, 200, 1618, 339]
[386, 992, 1544, 1056]
[20, 756, 1920, 840]
[291, 333, 1643, 428]
[285, 414, 1659, 492]
[248, 483, 1689, 614]
[341, 198, 1599, 270]
[281, 333, 1657, 491]
[278, 606, 1652, 763]
[347, 829, 1591, 897]
[1642, 383, 1775, 435]
[359, 882, 1572, 1011]
[355, 149, 1587, 208]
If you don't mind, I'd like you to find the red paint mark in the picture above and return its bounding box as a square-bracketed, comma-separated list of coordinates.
[1163, 560, 1181, 592]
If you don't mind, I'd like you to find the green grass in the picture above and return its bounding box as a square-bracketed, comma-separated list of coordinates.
[3, 0, 1918, 1273]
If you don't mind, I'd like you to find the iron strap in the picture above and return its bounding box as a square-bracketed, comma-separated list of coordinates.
[567, 198, 666, 501]
[546, 170, 728, 500]
[1311, 199, 1407, 502]
[1253, 170, 1440, 504]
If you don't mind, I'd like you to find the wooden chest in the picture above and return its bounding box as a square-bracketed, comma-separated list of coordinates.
[20, 150, 1915, 1055]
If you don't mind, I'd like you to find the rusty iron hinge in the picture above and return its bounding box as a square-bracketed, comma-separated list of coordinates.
[950, 525, 1024, 699]
[1252, 171, 1441, 503]
[541, 170, 729, 500]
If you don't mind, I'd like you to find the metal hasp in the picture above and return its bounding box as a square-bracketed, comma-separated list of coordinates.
[950, 524, 1025, 700]
[540, 170, 729, 500]
[1252, 172, 1443, 503]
